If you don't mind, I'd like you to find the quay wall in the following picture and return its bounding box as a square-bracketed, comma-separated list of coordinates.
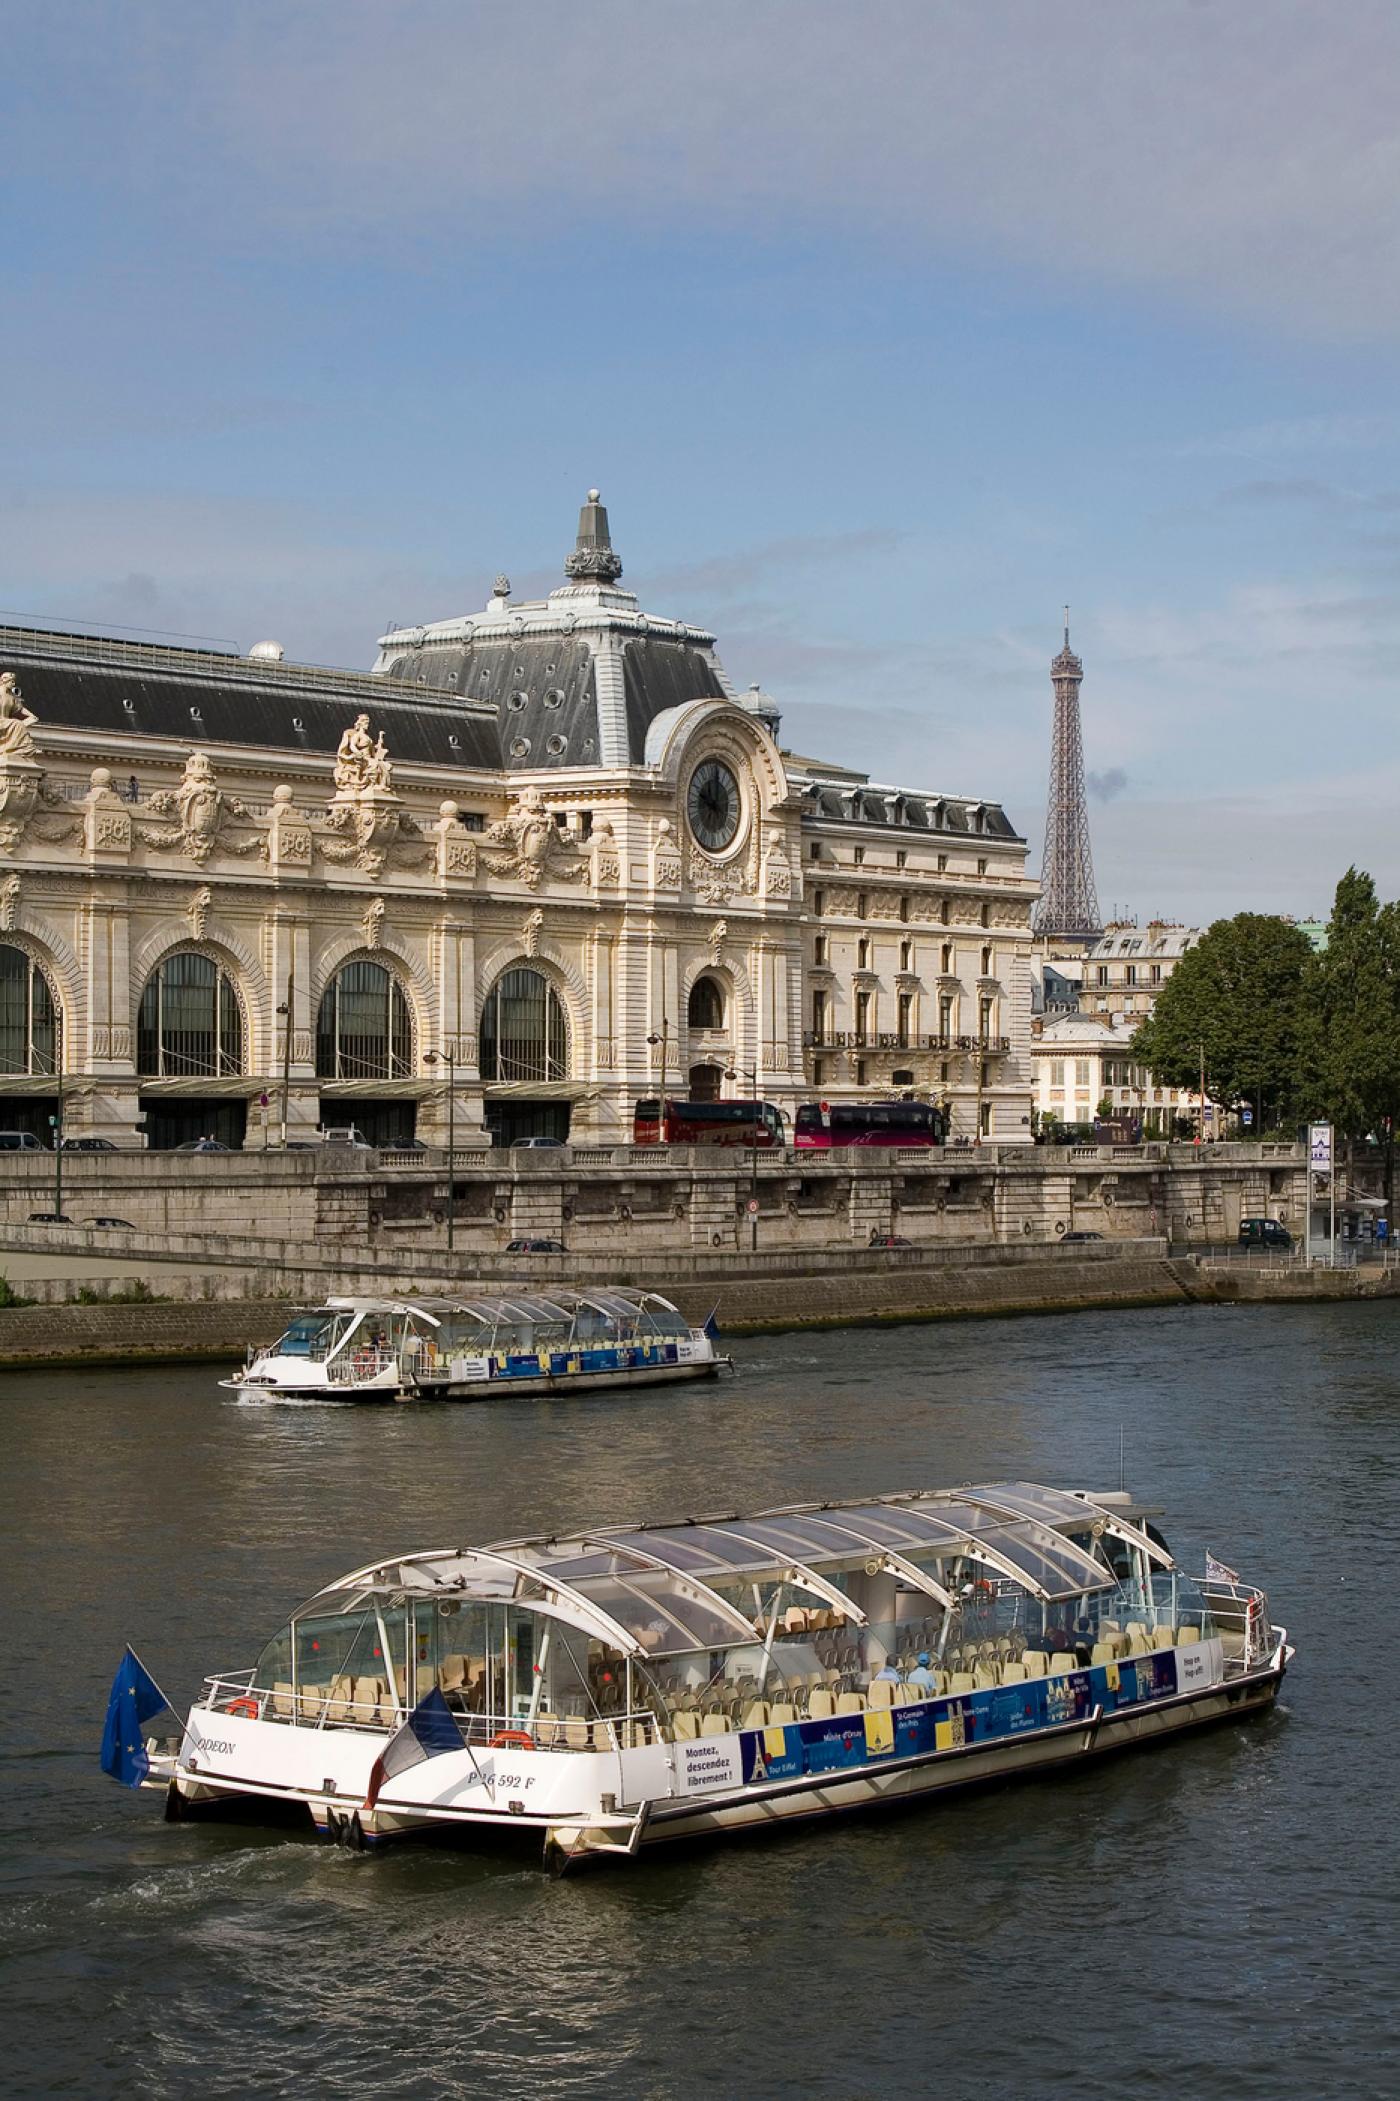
[0, 1140, 1307, 1260]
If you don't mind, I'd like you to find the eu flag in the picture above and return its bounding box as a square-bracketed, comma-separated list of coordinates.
[100, 1646, 174, 1788]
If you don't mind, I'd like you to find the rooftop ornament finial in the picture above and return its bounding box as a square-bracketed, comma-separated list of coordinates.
[564, 488, 623, 584]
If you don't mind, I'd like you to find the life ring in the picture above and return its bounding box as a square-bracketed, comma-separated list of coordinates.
[489, 1729, 536, 1751]
[229, 1697, 260, 1719]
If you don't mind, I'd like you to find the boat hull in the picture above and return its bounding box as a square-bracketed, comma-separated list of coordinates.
[226, 1356, 723, 1404]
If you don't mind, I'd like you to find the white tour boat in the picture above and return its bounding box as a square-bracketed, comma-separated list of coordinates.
[224, 1289, 726, 1402]
[105, 1480, 1291, 1870]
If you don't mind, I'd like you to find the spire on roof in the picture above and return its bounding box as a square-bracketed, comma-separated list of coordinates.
[563, 488, 623, 584]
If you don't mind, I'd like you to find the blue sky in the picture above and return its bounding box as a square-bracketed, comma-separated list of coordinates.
[4, 0, 1400, 921]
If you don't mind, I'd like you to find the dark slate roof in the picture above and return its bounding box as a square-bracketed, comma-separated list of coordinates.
[622, 638, 725, 758]
[0, 625, 503, 774]
[797, 777, 1023, 843]
[381, 636, 600, 770]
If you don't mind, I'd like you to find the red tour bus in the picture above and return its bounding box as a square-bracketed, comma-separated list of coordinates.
[633, 1099, 786, 1147]
[794, 1099, 947, 1149]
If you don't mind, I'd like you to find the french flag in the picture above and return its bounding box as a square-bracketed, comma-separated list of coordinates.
[363, 1687, 464, 1811]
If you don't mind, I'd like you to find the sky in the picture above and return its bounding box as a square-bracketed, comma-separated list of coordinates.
[4, 0, 1400, 923]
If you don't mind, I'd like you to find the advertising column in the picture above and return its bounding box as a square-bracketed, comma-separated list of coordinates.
[1307, 1122, 1333, 1266]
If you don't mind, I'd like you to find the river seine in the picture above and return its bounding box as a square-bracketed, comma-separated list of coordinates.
[2, 1301, 1397, 2099]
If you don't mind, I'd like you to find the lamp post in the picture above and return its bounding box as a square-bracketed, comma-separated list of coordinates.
[725, 1059, 761, 1252]
[52, 1007, 63, 1220]
[277, 971, 294, 1148]
[424, 1047, 457, 1253]
[646, 1019, 671, 1144]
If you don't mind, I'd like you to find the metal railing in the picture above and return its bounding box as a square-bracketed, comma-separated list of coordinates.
[200, 1674, 660, 1748]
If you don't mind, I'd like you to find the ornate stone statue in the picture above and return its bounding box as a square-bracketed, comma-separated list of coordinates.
[333, 714, 394, 795]
[138, 748, 258, 863]
[0, 671, 38, 763]
[483, 784, 586, 890]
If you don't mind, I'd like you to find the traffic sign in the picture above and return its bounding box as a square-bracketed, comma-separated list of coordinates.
[1242, 1108, 1253, 1126]
[745, 1197, 760, 1214]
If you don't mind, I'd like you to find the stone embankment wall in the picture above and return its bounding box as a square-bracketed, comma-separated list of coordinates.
[0, 1139, 1306, 1260]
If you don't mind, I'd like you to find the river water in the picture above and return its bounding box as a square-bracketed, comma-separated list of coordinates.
[2, 1301, 1397, 2099]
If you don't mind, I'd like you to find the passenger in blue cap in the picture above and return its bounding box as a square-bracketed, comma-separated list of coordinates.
[907, 1653, 938, 1689]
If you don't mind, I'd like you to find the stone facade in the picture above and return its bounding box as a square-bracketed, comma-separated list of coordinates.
[0, 496, 1036, 1150]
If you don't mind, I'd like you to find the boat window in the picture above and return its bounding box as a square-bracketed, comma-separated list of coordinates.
[274, 1313, 342, 1359]
[569, 1572, 746, 1652]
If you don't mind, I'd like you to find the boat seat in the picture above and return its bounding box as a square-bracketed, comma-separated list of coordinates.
[949, 1672, 976, 1695]
[672, 1710, 701, 1740]
[1155, 1626, 1176, 1645]
[1124, 1621, 1149, 1643]
[416, 1667, 436, 1698]
[438, 1654, 467, 1692]
[867, 1680, 896, 1709]
[699, 1712, 729, 1737]
[769, 1702, 796, 1726]
[326, 1674, 356, 1724]
[1021, 1651, 1048, 1679]
[1001, 1661, 1028, 1684]
[1099, 1618, 1121, 1635]
[1090, 1642, 1118, 1668]
[808, 1688, 835, 1719]
[298, 1684, 328, 1720]
[563, 1717, 593, 1749]
[271, 1681, 296, 1719]
[973, 1665, 998, 1690]
[892, 1683, 916, 1707]
[835, 1691, 864, 1716]
[1049, 1653, 1078, 1677]
[1177, 1626, 1201, 1646]
[1129, 1632, 1154, 1656]
[740, 1700, 769, 1731]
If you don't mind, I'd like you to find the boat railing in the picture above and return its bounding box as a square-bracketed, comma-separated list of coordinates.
[1201, 1581, 1274, 1670]
[199, 1675, 662, 1748]
[324, 1348, 399, 1384]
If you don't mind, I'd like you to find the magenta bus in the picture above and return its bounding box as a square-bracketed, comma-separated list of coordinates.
[794, 1100, 946, 1149]
[633, 1099, 786, 1147]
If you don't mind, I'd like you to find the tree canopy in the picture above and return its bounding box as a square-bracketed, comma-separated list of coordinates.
[1303, 867, 1400, 1147]
[1131, 913, 1314, 1128]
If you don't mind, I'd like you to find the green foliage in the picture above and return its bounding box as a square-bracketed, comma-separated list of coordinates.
[73, 1278, 158, 1305]
[1131, 913, 1314, 1126]
[0, 1273, 34, 1310]
[1304, 867, 1400, 1144]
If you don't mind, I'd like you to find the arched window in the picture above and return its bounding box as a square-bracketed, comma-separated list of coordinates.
[479, 967, 568, 1083]
[137, 952, 242, 1076]
[316, 961, 412, 1079]
[0, 945, 57, 1075]
[688, 976, 724, 1031]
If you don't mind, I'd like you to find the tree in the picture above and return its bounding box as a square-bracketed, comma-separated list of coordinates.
[1131, 914, 1313, 1131]
[1302, 868, 1400, 1187]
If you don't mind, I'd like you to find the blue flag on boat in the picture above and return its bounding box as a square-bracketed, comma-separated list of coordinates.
[364, 1686, 464, 1810]
[100, 1646, 176, 1788]
[702, 1307, 722, 1343]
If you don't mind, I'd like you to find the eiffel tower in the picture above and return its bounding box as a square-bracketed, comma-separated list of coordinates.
[1032, 612, 1102, 942]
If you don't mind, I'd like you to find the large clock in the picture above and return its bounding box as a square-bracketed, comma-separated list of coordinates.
[687, 758, 742, 853]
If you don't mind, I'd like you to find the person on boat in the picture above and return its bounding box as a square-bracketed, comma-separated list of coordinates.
[873, 1659, 902, 1684]
[907, 1653, 938, 1689]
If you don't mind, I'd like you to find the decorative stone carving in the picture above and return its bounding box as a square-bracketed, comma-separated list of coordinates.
[333, 714, 394, 795]
[435, 801, 477, 879]
[187, 886, 212, 940]
[591, 818, 620, 886]
[0, 871, 18, 930]
[137, 749, 259, 863]
[363, 896, 385, 949]
[707, 918, 728, 965]
[264, 783, 311, 870]
[763, 826, 793, 899]
[482, 785, 586, 890]
[652, 817, 682, 889]
[687, 846, 753, 906]
[0, 671, 38, 762]
[82, 767, 132, 855]
[521, 907, 545, 958]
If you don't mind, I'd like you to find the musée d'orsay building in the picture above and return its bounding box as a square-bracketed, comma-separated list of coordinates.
[0, 494, 1036, 1149]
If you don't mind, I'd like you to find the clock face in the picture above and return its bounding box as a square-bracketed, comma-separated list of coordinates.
[687, 758, 742, 853]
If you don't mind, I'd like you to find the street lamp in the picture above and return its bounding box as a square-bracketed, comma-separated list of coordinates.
[52, 1007, 64, 1220]
[424, 1047, 457, 1253]
[725, 1060, 761, 1253]
[277, 971, 294, 1148]
[646, 1019, 671, 1144]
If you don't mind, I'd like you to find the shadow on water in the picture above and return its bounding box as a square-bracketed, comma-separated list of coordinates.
[2, 1300, 1398, 2099]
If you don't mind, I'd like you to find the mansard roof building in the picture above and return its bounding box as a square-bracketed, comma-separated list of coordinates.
[0, 494, 1036, 1149]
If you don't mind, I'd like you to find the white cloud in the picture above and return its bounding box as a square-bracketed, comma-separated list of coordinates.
[18, 1, 1400, 338]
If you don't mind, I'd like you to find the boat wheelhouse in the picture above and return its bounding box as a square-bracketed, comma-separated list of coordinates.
[225, 1289, 725, 1402]
[124, 1480, 1291, 1867]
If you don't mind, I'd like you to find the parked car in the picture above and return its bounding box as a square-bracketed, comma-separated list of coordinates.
[1062, 1230, 1104, 1242]
[60, 1136, 118, 1152]
[867, 1232, 913, 1248]
[174, 1138, 230, 1153]
[320, 1126, 374, 1150]
[510, 1136, 565, 1150]
[84, 1215, 138, 1230]
[27, 1211, 76, 1224]
[389, 1138, 428, 1155]
[1238, 1217, 1292, 1250]
[0, 1131, 44, 1152]
[505, 1237, 567, 1253]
